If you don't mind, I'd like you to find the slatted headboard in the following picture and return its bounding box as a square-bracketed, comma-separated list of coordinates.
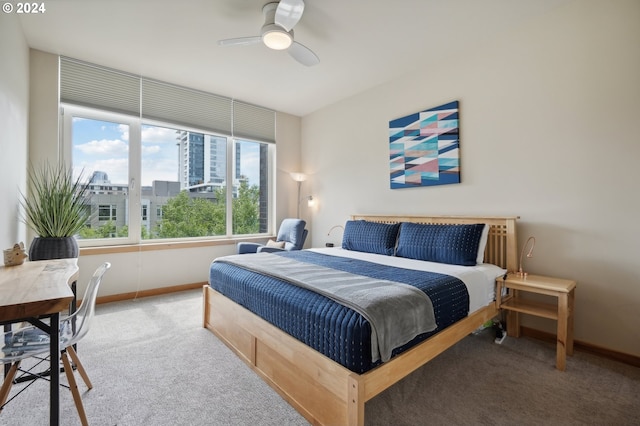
[350, 215, 519, 272]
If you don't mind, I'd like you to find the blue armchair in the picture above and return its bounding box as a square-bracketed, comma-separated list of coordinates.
[237, 218, 308, 254]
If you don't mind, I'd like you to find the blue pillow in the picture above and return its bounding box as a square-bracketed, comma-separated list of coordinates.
[396, 222, 485, 266]
[342, 220, 400, 256]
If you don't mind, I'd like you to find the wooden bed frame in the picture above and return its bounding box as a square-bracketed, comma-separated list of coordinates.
[203, 215, 518, 425]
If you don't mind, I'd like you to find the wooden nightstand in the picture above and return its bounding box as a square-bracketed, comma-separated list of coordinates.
[496, 273, 577, 371]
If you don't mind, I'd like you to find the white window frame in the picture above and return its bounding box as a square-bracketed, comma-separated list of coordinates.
[62, 105, 140, 247]
[61, 104, 275, 248]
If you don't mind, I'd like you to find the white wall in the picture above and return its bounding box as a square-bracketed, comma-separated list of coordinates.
[29, 50, 60, 168]
[0, 13, 29, 251]
[7, 0, 638, 359]
[27, 50, 303, 299]
[302, 0, 640, 357]
[275, 111, 305, 223]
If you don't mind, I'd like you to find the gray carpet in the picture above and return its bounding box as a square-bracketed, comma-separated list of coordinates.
[2, 289, 639, 425]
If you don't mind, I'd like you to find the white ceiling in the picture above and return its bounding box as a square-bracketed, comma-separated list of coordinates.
[18, 0, 571, 117]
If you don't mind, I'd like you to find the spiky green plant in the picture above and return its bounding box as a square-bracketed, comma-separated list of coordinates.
[20, 162, 91, 238]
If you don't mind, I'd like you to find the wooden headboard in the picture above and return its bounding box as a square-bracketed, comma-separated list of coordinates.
[350, 215, 519, 272]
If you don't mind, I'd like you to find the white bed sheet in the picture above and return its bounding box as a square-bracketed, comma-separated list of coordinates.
[308, 247, 506, 314]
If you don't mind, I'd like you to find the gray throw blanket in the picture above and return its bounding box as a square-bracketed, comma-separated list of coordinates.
[215, 253, 437, 363]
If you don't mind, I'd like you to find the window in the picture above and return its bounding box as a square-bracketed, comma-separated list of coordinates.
[98, 205, 117, 221]
[59, 57, 276, 247]
[63, 105, 273, 246]
[67, 111, 134, 241]
[233, 139, 270, 234]
[140, 124, 228, 239]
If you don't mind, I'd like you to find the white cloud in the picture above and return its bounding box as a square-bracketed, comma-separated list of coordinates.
[74, 158, 129, 185]
[238, 142, 260, 185]
[142, 125, 179, 144]
[118, 124, 129, 141]
[92, 158, 129, 185]
[141, 157, 179, 186]
[75, 139, 128, 156]
[142, 145, 161, 155]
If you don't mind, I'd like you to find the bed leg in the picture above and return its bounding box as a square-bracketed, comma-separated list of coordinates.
[347, 375, 365, 426]
[202, 285, 209, 328]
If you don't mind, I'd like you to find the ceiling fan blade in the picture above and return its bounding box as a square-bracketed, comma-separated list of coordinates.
[275, 0, 305, 32]
[288, 41, 319, 67]
[218, 36, 262, 47]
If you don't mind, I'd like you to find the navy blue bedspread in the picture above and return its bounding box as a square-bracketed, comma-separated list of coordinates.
[208, 250, 469, 374]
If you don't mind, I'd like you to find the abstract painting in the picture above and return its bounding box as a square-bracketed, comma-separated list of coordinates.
[389, 100, 460, 189]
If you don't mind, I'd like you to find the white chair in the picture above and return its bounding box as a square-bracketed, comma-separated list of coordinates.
[0, 262, 111, 426]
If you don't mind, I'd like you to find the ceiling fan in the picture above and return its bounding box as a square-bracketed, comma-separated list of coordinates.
[218, 0, 319, 67]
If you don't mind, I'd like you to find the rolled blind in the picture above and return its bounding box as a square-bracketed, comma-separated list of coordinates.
[60, 57, 140, 116]
[141, 79, 232, 135]
[232, 100, 276, 143]
[60, 57, 275, 142]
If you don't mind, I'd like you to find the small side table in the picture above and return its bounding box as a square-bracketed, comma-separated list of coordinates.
[496, 273, 577, 371]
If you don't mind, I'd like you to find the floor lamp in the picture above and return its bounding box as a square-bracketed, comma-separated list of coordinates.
[290, 172, 307, 218]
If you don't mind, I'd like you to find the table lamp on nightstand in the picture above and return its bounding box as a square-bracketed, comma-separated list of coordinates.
[325, 224, 344, 247]
[516, 236, 536, 277]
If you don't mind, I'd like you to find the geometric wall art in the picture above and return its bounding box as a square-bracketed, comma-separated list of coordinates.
[389, 100, 460, 189]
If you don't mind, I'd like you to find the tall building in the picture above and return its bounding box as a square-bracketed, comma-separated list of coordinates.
[188, 132, 204, 187]
[177, 131, 226, 191]
[205, 134, 227, 187]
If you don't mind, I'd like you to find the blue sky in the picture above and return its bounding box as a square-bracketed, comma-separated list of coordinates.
[72, 117, 260, 187]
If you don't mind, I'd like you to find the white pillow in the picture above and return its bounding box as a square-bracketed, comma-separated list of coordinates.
[266, 239, 285, 249]
[476, 224, 490, 264]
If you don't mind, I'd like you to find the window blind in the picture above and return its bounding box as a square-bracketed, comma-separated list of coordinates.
[59, 57, 276, 143]
[141, 79, 232, 135]
[232, 100, 276, 143]
[60, 58, 140, 116]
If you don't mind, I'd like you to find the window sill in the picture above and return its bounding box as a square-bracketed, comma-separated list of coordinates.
[79, 236, 272, 256]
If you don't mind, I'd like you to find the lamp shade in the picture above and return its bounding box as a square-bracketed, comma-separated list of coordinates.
[290, 172, 307, 182]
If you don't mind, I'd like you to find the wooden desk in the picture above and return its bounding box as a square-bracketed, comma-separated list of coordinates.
[496, 273, 576, 371]
[0, 258, 78, 425]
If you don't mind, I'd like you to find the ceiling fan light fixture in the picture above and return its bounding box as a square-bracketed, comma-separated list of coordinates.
[262, 25, 293, 50]
[218, 1, 319, 65]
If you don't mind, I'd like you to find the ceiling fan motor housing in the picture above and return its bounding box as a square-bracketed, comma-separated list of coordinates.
[218, 0, 318, 66]
[261, 2, 293, 50]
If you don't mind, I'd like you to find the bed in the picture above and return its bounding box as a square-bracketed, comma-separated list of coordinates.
[203, 215, 518, 425]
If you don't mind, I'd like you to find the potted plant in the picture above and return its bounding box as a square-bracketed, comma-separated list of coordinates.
[20, 162, 91, 261]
